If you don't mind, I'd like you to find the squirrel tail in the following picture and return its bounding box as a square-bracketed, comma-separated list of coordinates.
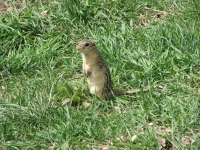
[113, 88, 148, 96]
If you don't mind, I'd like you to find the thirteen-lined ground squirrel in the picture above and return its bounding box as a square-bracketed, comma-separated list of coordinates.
[76, 39, 148, 100]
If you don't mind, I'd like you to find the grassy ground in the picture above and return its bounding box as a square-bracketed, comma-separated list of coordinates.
[0, 0, 200, 149]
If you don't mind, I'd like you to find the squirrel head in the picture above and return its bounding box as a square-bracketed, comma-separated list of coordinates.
[76, 39, 97, 55]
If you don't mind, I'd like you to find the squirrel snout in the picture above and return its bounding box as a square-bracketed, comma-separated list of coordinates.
[76, 45, 81, 50]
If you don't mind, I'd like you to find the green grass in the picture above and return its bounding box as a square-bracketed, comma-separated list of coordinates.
[0, 0, 200, 149]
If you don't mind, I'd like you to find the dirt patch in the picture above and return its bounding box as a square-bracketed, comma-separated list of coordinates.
[0, 2, 6, 14]
[0, 0, 24, 15]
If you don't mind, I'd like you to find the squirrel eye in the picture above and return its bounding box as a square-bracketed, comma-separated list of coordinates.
[85, 43, 89, 47]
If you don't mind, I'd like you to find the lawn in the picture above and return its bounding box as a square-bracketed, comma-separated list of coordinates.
[0, 0, 200, 149]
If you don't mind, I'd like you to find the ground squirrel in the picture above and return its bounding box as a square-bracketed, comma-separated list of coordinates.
[76, 39, 148, 100]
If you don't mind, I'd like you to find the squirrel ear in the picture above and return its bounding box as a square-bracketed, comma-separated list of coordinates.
[91, 42, 96, 46]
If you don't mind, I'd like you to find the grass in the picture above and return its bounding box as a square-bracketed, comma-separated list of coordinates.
[0, 0, 200, 149]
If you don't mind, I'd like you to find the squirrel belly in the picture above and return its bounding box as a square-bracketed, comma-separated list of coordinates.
[86, 69, 106, 98]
